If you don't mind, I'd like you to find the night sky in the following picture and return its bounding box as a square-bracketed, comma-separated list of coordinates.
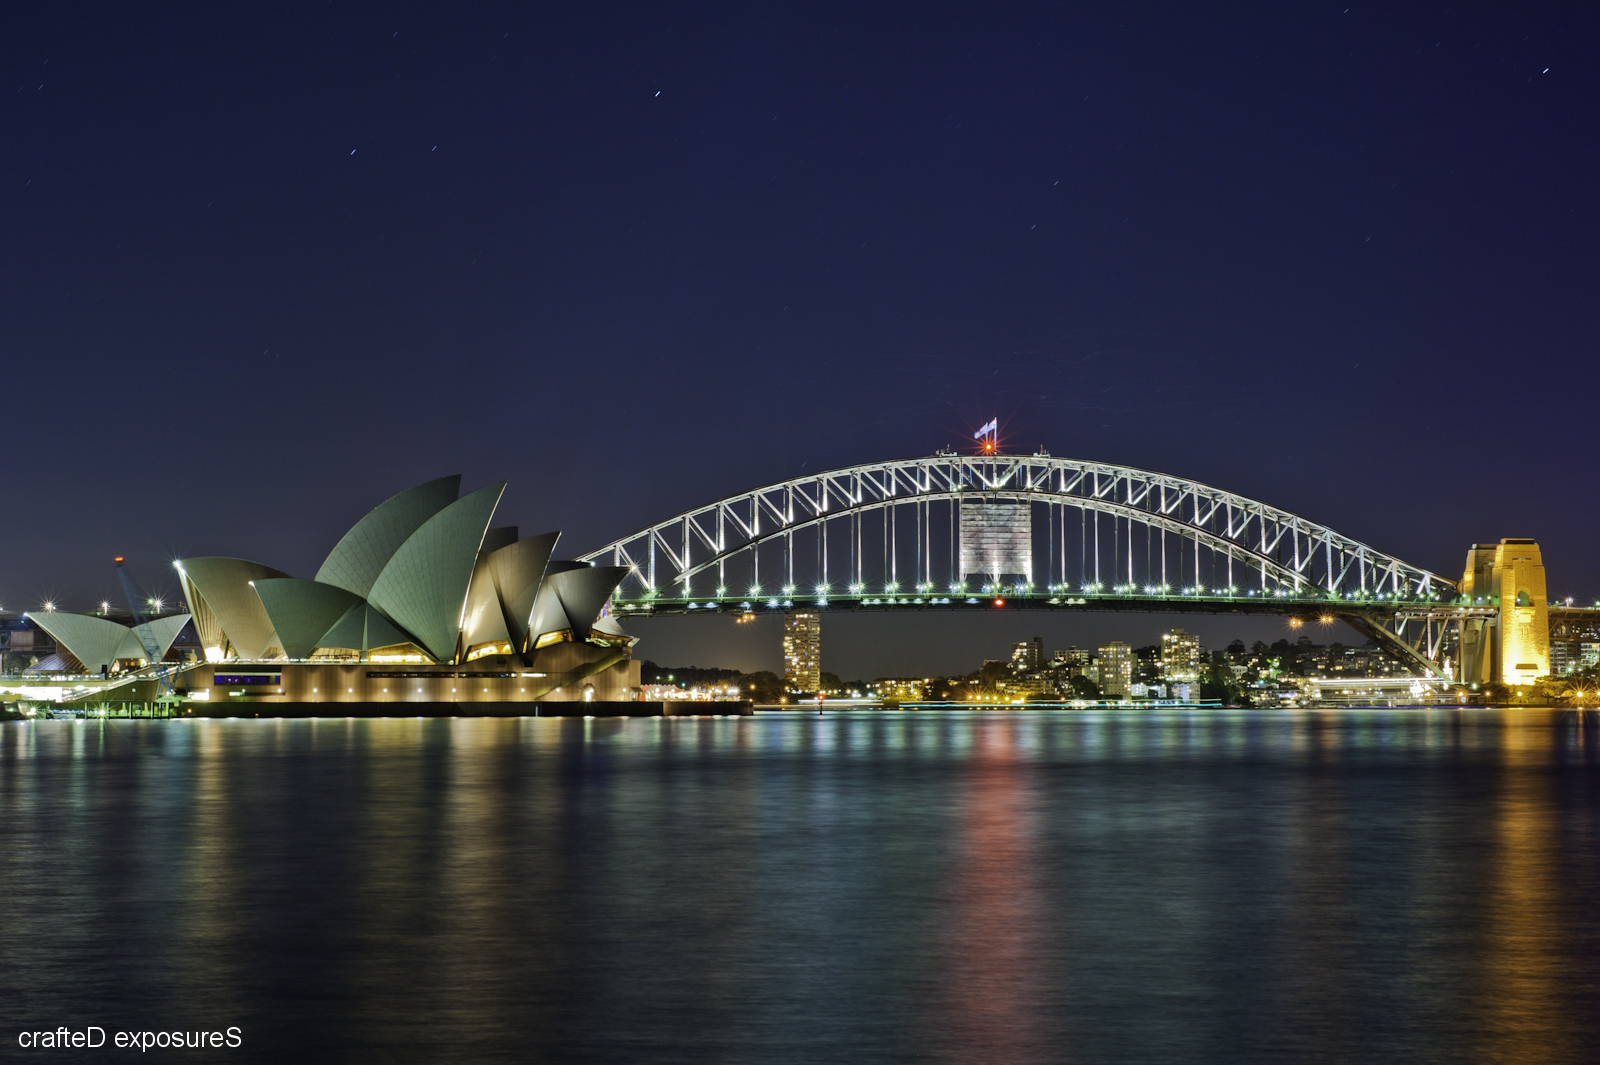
[4, 3, 1595, 676]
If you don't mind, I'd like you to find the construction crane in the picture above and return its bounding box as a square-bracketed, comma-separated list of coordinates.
[115, 556, 177, 702]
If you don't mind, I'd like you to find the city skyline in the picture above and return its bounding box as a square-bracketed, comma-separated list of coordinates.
[8, 445, 1589, 683]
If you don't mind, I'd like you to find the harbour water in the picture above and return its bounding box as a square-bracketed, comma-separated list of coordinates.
[3, 709, 1598, 1063]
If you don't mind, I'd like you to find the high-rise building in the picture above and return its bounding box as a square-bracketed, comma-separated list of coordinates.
[1160, 629, 1201, 682]
[1097, 641, 1132, 697]
[1550, 641, 1599, 676]
[1052, 646, 1091, 677]
[783, 611, 822, 692]
[1011, 636, 1043, 672]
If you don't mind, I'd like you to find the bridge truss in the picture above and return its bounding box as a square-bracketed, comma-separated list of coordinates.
[580, 452, 1470, 679]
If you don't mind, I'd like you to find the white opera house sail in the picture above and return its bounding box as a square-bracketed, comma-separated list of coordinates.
[172, 476, 633, 668]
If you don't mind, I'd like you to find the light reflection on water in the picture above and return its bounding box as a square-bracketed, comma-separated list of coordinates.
[2, 709, 1598, 1064]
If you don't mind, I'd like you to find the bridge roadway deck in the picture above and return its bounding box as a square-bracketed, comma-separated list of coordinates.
[612, 592, 1493, 623]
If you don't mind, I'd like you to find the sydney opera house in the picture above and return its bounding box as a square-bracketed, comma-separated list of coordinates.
[27, 476, 643, 710]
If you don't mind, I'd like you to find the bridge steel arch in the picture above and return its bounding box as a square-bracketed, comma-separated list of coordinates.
[579, 453, 1454, 605]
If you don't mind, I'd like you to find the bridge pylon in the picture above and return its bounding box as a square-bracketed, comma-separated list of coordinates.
[1459, 540, 1549, 688]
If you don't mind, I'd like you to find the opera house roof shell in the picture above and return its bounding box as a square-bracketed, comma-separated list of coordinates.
[25, 611, 192, 674]
[171, 476, 629, 665]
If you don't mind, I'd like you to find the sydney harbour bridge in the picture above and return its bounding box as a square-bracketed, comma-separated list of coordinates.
[578, 448, 1586, 685]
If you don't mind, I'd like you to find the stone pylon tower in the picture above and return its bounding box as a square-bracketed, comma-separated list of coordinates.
[1459, 539, 1549, 687]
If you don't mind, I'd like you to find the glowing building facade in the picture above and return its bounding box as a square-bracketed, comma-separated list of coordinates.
[1052, 646, 1092, 678]
[1097, 641, 1133, 697]
[1011, 637, 1043, 672]
[163, 476, 640, 702]
[783, 611, 821, 693]
[1160, 629, 1201, 682]
[1459, 539, 1550, 687]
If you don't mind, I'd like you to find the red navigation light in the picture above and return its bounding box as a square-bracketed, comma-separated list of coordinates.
[993, 597, 1005, 607]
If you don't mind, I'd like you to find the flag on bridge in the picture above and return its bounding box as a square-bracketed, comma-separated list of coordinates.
[974, 418, 998, 440]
